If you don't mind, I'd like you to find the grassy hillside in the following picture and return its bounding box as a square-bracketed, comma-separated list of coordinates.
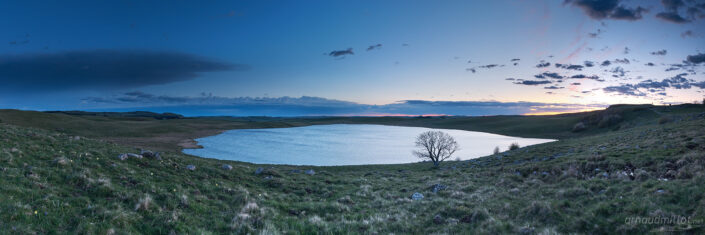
[1, 105, 704, 233]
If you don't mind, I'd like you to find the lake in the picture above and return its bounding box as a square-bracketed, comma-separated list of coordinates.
[183, 124, 555, 166]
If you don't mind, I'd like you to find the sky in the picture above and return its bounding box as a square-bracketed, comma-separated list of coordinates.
[1, 0, 704, 116]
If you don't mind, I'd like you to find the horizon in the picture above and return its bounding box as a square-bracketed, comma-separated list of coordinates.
[1, 0, 704, 116]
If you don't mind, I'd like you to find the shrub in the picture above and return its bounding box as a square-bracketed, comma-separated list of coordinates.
[509, 142, 520, 151]
[572, 122, 586, 132]
[493, 146, 500, 155]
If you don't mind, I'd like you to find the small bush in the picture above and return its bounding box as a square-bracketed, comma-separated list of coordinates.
[509, 142, 520, 151]
[493, 146, 500, 155]
[572, 122, 586, 132]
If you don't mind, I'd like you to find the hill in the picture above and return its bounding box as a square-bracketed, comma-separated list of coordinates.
[0, 104, 704, 233]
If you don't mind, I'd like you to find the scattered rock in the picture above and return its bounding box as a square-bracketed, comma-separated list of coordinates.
[304, 169, 315, 175]
[430, 184, 447, 193]
[186, 165, 196, 171]
[53, 157, 68, 165]
[656, 189, 666, 194]
[337, 196, 355, 205]
[127, 153, 142, 159]
[140, 150, 158, 159]
[519, 226, 535, 234]
[411, 192, 424, 200]
[255, 167, 264, 175]
[117, 154, 128, 161]
[433, 214, 444, 224]
[221, 164, 233, 170]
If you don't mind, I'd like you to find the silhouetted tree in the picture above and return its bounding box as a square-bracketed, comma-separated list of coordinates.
[413, 131, 459, 167]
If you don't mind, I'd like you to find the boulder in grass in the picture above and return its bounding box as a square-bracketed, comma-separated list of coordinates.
[186, 165, 196, 171]
[222, 164, 233, 170]
[117, 154, 129, 161]
[411, 192, 424, 200]
[53, 157, 68, 165]
[255, 167, 264, 175]
[304, 169, 315, 175]
[140, 150, 155, 158]
[127, 153, 142, 159]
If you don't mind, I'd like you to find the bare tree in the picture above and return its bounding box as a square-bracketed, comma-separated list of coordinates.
[413, 131, 459, 167]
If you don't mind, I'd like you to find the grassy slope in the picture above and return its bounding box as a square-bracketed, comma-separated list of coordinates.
[0, 105, 704, 233]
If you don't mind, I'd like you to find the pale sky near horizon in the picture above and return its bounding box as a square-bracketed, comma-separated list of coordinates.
[1, 0, 704, 115]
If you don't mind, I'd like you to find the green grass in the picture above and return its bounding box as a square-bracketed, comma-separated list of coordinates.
[0, 104, 704, 233]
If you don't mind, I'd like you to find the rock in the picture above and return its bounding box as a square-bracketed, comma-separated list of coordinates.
[53, 157, 68, 165]
[221, 164, 233, 170]
[154, 152, 162, 160]
[127, 153, 142, 159]
[655, 189, 666, 194]
[431, 184, 447, 193]
[304, 169, 315, 175]
[411, 192, 424, 200]
[255, 167, 264, 175]
[433, 214, 444, 224]
[117, 154, 129, 161]
[186, 165, 196, 171]
[519, 227, 535, 234]
[140, 150, 156, 158]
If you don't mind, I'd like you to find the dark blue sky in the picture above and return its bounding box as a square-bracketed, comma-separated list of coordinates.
[1, 0, 704, 116]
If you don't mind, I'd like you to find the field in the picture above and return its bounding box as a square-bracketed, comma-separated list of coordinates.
[0, 104, 704, 234]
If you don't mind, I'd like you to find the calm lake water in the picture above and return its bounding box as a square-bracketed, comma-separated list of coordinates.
[183, 124, 555, 166]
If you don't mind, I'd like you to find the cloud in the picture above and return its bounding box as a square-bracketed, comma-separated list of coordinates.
[536, 62, 551, 68]
[544, 86, 565, 89]
[600, 60, 611, 66]
[623, 47, 630, 54]
[609, 66, 627, 77]
[662, 0, 685, 12]
[535, 72, 564, 79]
[584, 61, 595, 67]
[511, 58, 521, 62]
[514, 80, 552, 85]
[651, 49, 668, 55]
[614, 58, 630, 64]
[0, 50, 245, 92]
[645, 62, 656, 66]
[656, 11, 691, 23]
[609, 6, 647, 20]
[567, 0, 647, 21]
[601, 73, 703, 97]
[82, 92, 606, 116]
[366, 44, 382, 51]
[571, 82, 582, 85]
[328, 48, 354, 57]
[686, 53, 705, 63]
[681, 30, 695, 38]
[603, 85, 646, 96]
[466, 68, 476, 73]
[479, 64, 501, 69]
[555, 63, 584, 70]
[570, 74, 602, 80]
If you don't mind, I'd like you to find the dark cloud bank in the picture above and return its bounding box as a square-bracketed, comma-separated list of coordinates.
[82, 92, 604, 116]
[0, 50, 246, 91]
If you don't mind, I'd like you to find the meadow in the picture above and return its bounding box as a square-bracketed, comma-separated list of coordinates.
[0, 104, 704, 234]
